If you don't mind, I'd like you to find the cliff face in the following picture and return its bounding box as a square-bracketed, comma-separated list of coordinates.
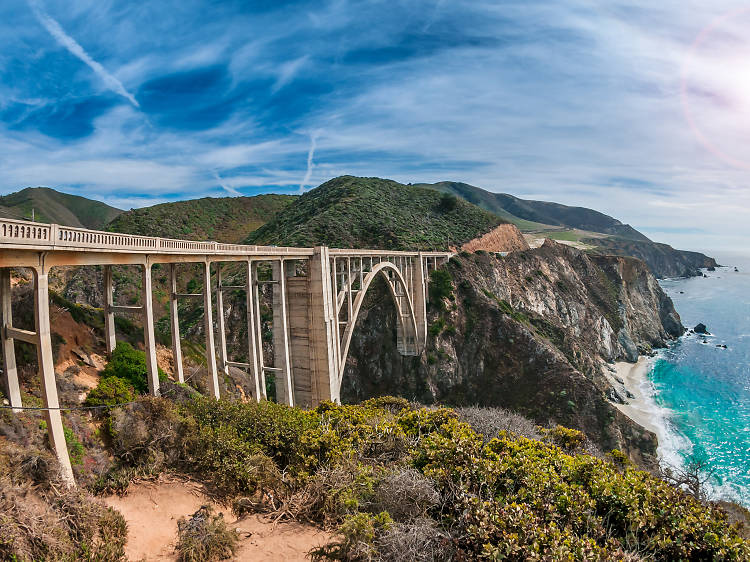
[343, 241, 683, 463]
[460, 223, 529, 253]
[587, 237, 718, 278]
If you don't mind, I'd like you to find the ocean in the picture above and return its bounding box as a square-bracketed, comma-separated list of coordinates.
[650, 253, 750, 507]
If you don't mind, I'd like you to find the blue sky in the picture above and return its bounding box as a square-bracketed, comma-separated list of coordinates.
[1, 1, 749, 253]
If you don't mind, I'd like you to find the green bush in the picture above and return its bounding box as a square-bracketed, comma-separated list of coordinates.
[85, 376, 135, 407]
[428, 269, 453, 311]
[98, 397, 750, 561]
[63, 427, 85, 466]
[102, 341, 165, 394]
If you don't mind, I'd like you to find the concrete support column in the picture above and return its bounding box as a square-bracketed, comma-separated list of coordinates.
[203, 261, 220, 399]
[216, 264, 229, 376]
[245, 261, 266, 402]
[0, 269, 21, 411]
[272, 260, 293, 406]
[412, 253, 428, 351]
[141, 263, 160, 397]
[103, 266, 116, 356]
[309, 247, 340, 404]
[169, 264, 184, 383]
[33, 267, 75, 486]
[247, 261, 268, 401]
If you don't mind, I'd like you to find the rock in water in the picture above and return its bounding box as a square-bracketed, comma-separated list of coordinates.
[694, 323, 710, 335]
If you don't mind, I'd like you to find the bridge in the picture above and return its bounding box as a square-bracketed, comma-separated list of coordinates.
[0, 217, 451, 484]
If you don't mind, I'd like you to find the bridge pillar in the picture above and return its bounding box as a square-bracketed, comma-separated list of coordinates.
[169, 264, 184, 383]
[272, 260, 294, 406]
[0, 269, 21, 412]
[141, 263, 160, 397]
[33, 266, 75, 486]
[308, 247, 340, 404]
[103, 266, 116, 357]
[215, 264, 229, 377]
[413, 253, 428, 351]
[246, 261, 264, 400]
[203, 262, 220, 399]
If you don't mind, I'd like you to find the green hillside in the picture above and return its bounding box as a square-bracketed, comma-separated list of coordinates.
[246, 176, 505, 250]
[107, 194, 295, 243]
[416, 181, 650, 241]
[0, 187, 123, 229]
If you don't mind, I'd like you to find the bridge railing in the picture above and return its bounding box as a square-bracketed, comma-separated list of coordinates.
[0, 217, 316, 256]
[0, 217, 453, 258]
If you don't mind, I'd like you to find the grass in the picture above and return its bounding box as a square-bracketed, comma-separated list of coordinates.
[107, 194, 294, 243]
[544, 229, 583, 242]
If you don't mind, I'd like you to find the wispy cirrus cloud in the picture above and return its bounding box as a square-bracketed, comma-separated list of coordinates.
[26, 0, 140, 107]
[0, 0, 748, 251]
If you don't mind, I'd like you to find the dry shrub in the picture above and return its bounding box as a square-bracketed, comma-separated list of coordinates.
[176, 505, 238, 562]
[373, 518, 454, 562]
[455, 405, 541, 442]
[108, 397, 189, 469]
[370, 468, 439, 522]
[0, 471, 127, 561]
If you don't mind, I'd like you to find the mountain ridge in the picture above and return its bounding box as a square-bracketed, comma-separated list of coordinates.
[0, 187, 122, 229]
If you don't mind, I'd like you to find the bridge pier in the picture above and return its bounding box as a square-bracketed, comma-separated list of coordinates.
[103, 266, 116, 356]
[33, 266, 75, 485]
[215, 264, 229, 376]
[141, 263, 160, 397]
[202, 261, 220, 399]
[246, 260, 264, 400]
[272, 260, 294, 406]
[169, 264, 184, 383]
[1, 269, 22, 412]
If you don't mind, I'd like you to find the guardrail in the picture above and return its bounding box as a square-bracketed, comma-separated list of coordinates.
[0, 217, 455, 259]
[0, 218, 312, 256]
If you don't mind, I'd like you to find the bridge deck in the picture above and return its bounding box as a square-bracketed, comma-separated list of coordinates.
[0, 217, 451, 261]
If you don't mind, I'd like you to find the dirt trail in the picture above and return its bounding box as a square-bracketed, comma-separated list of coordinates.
[103, 478, 330, 561]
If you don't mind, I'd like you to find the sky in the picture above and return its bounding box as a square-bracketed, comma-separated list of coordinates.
[1, 1, 749, 254]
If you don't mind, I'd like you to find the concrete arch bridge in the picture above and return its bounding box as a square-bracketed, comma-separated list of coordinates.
[0, 218, 450, 483]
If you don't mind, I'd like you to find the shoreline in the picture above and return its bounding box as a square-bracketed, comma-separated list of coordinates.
[606, 356, 661, 435]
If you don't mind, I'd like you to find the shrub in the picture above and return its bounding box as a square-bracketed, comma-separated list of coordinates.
[102, 341, 166, 394]
[176, 505, 238, 562]
[63, 427, 85, 466]
[428, 269, 453, 310]
[456, 405, 542, 442]
[541, 424, 585, 451]
[94, 397, 750, 561]
[85, 376, 135, 408]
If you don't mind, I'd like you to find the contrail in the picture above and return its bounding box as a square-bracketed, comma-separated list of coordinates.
[299, 134, 318, 193]
[214, 171, 241, 196]
[27, 0, 140, 108]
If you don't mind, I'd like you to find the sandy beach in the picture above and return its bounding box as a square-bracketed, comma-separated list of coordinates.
[607, 356, 661, 435]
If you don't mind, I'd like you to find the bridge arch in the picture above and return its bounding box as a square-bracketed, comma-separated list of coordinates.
[337, 261, 419, 378]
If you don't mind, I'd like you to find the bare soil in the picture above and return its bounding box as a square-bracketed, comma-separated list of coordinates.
[103, 477, 331, 561]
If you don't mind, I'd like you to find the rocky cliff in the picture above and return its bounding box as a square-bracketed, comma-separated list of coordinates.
[587, 237, 718, 278]
[343, 241, 683, 463]
[460, 223, 529, 253]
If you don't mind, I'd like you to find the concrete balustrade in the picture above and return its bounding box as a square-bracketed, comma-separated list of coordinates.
[0, 218, 451, 485]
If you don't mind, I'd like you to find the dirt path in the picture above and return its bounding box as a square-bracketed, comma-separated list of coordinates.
[103, 478, 330, 561]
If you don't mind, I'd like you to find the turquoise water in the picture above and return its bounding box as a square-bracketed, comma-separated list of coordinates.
[653, 253, 750, 507]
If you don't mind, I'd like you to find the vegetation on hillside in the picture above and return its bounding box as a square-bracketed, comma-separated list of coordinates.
[107, 194, 294, 242]
[416, 181, 649, 241]
[0, 187, 122, 229]
[246, 176, 504, 250]
[93, 396, 749, 560]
